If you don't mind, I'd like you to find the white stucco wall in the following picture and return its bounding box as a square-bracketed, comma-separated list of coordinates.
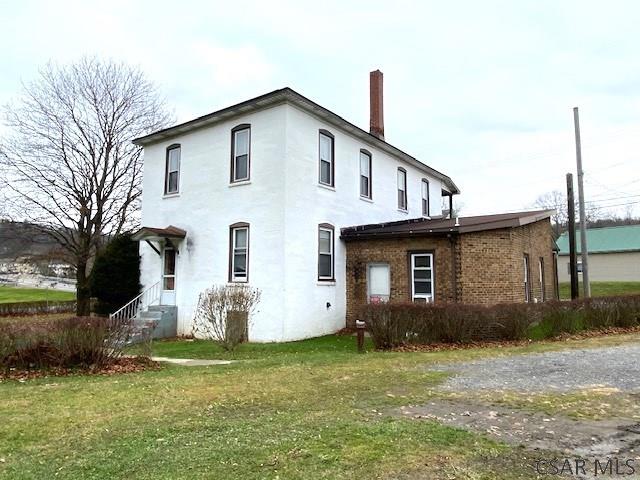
[557, 252, 640, 282]
[139, 102, 447, 342]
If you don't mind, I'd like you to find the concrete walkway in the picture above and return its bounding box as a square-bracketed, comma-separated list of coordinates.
[151, 356, 234, 366]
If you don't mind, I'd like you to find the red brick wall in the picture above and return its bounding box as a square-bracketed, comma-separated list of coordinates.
[344, 219, 557, 326]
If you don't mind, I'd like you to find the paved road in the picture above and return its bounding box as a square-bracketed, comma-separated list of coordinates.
[434, 344, 640, 393]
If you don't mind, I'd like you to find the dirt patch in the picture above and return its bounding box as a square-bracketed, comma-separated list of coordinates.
[399, 399, 640, 459]
[0, 356, 160, 381]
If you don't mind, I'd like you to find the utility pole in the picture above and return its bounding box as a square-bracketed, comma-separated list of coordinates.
[566, 173, 579, 299]
[573, 107, 591, 298]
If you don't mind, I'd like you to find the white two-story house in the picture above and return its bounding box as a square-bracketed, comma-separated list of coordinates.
[132, 71, 459, 342]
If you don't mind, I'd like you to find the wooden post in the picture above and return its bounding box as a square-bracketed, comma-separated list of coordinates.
[566, 173, 579, 300]
[356, 320, 366, 353]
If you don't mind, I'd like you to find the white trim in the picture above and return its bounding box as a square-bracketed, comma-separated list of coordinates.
[410, 253, 434, 302]
[317, 183, 336, 192]
[228, 180, 251, 188]
[367, 263, 390, 303]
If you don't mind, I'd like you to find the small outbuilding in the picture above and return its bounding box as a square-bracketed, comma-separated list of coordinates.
[341, 209, 558, 326]
[556, 225, 640, 282]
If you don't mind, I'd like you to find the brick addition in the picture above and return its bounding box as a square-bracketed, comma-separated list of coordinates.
[342, 212, 558, 327]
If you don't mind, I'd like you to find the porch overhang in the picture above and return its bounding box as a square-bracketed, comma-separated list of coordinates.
[132, 225, 186, 256]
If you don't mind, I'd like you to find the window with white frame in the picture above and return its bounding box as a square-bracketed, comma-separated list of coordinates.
[397, 168, 407, 210]
[410, 253, 434, 302]
[318, 224, 334, 280]
[421, 178, 430, 216]
[231, 125, 250, 182]
[367, 263, 390, 303]
[165, 145, 181, 194]
[230, 224, 249, 282]
[360, 150, 372, 199]
[319, 130, 334, 187]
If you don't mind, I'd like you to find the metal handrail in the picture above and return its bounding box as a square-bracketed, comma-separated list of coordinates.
[109, 281, 161, 321]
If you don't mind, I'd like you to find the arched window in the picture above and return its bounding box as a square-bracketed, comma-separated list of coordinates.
[421, 178, 430, 216]
[397, 167, 407, 210]
[318, 129, 335, 187]
[318, 223, 335, 281]
[359, 149, 372, 199]
[165, 144, 181, 195]
[231, 124, 251, 183]
[229, 222, 250, 282]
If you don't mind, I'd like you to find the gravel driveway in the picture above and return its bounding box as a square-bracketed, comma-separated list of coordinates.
[434, 344, 640, 393]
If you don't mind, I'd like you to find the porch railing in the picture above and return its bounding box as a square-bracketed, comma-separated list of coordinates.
[109, 281, 161, 322]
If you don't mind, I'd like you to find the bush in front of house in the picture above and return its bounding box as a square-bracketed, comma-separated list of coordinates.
[89, 234, 141, 316]
[0, 316, 134, 370]
[360, 295, 640, 349]
[192, 284, 262, 351]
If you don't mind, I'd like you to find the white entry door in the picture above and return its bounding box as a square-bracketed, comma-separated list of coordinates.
[161, 246, 176, 305]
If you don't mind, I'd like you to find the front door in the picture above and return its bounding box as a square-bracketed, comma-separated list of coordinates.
[161, 246, 176, 305]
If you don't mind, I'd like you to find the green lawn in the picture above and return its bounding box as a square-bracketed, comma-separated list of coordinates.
[0, 285, 75, 304]
[0, 334, 579, 480]
[559, 281, 640, 299]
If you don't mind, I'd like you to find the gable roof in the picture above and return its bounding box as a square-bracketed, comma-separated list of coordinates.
[556, 224, 640, 254]
[341, 209, 554, 240]
[133, 88, 459, 194]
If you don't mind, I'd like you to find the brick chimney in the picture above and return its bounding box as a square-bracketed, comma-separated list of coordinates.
[369, 70, 384, 140]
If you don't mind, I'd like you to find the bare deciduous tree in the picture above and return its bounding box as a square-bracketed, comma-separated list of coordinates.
[532, 190, 601, 238]
[0, 58, 172, 315]
[192, 284, 262, 351]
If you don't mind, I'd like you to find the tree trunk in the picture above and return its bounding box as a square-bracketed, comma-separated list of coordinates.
[76, 259, 91, 316]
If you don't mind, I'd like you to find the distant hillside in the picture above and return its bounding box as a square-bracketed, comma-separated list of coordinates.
[0, 221, 67, 261]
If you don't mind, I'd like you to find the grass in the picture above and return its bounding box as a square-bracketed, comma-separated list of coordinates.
[0, 333, 559, 480]
[558, 281, 640, 299]
[0, 285, 75, 304]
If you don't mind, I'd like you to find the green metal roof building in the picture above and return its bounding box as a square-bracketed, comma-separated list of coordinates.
[556, 225, 640, 282]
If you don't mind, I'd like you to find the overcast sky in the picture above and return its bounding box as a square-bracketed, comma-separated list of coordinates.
[1, 0, 638, 216]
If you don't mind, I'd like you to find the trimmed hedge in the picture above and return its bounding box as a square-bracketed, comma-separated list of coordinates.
[359, 295, 640, 350]
[0, 300, 76, 317]
[0, 316, 134, 370]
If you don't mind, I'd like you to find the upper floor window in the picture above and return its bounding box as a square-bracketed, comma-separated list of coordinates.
[397, 167, 407, 210]
[231, 125, 250, 183]
[165, 144, 181, 195]
[421, 179, 430, 216]
[359, 149, 372, 199]
[319, 130, 334, 187]
[230, 223, 249, 282]
[318, 223, 334, 280]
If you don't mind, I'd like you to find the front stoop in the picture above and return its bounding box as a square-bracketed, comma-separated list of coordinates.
[133, 305, 177, 341]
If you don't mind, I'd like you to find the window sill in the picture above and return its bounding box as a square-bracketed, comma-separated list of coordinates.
[359, 196, 373, 204]
[397, 208, 408, 214]
[318, 183, 336, 192]
[317, 280, 336, 286]
[228, 280, 248, 284]
[163, 193, 180, 199]
[229, 180, 251, 188]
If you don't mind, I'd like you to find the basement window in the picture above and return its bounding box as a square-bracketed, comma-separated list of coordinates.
[410, 253, 434, 302]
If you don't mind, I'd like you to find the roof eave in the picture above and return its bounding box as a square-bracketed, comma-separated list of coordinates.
[133, 88, 460, 194]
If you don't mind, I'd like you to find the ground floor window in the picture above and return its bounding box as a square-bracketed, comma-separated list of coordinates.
[230, 223, 249, 282]
[367, 263, 390, 303]
[410, 253, 434, 302]
[318, 224, 335, 280]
